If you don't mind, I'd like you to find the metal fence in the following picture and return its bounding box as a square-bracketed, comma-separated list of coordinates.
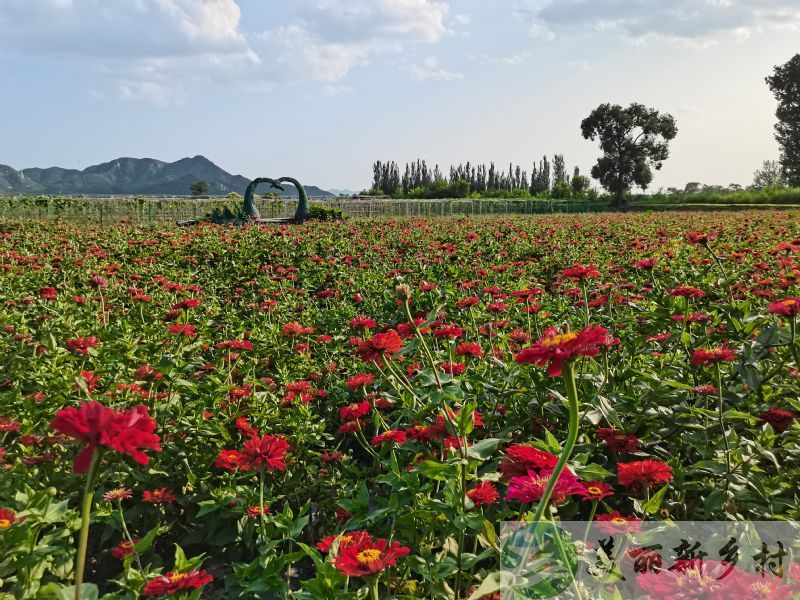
[0, 195, 612, 224]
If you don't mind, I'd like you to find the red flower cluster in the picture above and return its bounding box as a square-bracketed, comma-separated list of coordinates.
[617, 460, 673, 491]
[65, 336, 99, 355]
[499, 444, 559, 481]
[333, 532, 410, 578]
[50, 401, 161, 473]
[215, 433, 289, 473]
[768, 297, 800, 317]
[355, 330, 404, 364]
[346, 372, 375, 391]
[142, 569, 213, 597]
[691, 346, 737, 367]
[466, 481, 499, 507]
[0, 508, 16, 529]
[596, 428, 640, 454]
[515, 325, 611, 377]
[759, 407, 795, 433]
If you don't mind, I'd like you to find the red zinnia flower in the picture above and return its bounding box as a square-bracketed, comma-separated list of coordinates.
[50, 401, 161, 473]
[214, 449, 244, 470]
[500, 444, 559, 481]
[505, 468, 584, 504]
[247, 504, 270, 517]
[334, 534, 410, 578]
[467, 481, 499, 507]
[316, 530, 370, 553]
[758, 407, 795, 433]
[596, 428, 640, 454]
[355, 330, 403, 364]
[668, 286, 706, 299]
[768, 297, 800, 317]
[167, 323, 197, 338]
[578, 481, 614, 501]
[240, 434, 289, 472]
[515, 325, 610, 377]
[636, 559, 737, 600]
[346, 373, 375, 391]
[371, 430, 407, 447]
[0, 417, 21, 433]
[0, 508, 16, 529]
[142, 488, 176, 504]
[66, 336, 99, 355]
[340, 401, 372, 422]
[455, 342, 483, 358]
[617, 460, 673, 491]
[142, 569, 213, 597]
[112, 539, 137, 560]
[691, 346, 737, 367]
[596, 511, 641, 535]
[39, 286, 58, 300]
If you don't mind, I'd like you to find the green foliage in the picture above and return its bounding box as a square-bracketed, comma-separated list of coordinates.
[190, 180, 209, 197]
[307, 203, 344, 221]
[766, 53, 800, 186]
[581, 102, 678, 207]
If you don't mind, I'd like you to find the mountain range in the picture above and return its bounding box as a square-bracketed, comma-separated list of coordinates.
[0, 156, 334, 197]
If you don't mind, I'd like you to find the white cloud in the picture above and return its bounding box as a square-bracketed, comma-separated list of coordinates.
[409, 56, 463, 81]
[514, 0, 800, 47]
[471, 50, 533, 65]
[0, 0, 452, 104]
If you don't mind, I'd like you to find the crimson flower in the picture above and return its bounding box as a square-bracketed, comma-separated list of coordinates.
[505, 468, 584, 504]
[340, 401, 372, 422]
[515, 325, 610, 377]
[617, 460, 673, 491]
[50, 401, 161, 473]
[246, 504, 270, 517]
[578, 481, 614, 501]
[768, 297, 800, 317]
[466, 481, 499, 507]
[371, 430, 407, 447]
[142, 488, 176, 504]
[39, 286, 57, 300]
[691, 346, 737, 367]
[112, 540, 137, 560]
[316, 530, 371, 553]
[334, 533, 410, 578]
[142, 569, 213, 597]
[346, 373, 375, 391]
[455, 342, 483, 358]
[596, 428, 640, 454]
[167, 323, 197, 338]
[240, 434, 290, 472]
[596, 511, 641, 535]
[499, 444, 559, 481]
[0, 508, 16, 529]
[355, 330, 404, 364]
[636, 559, 738, 600]
[758, 407, 795, 433]
[66, 336, 99, 355]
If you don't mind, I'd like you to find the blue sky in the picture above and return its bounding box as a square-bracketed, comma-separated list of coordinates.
[1, 0, 798, 191]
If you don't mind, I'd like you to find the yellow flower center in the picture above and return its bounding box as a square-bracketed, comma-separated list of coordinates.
[676, 569, 713, 589]
[541, 332, 578, 348]
[784, 299, 797, 306]
[169, 572, 188, 583]
[751, 582, 773, 595]
[611, 517, 628, 527]
[587, 486, 602, 496]
[0, 519, 11, 529]
[356, 549, 382, 564]
[339, 535, 353, 545]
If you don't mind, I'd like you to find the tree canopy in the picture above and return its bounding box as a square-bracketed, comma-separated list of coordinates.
[581, 103, 677, 206]
[766, 54, 800, 187]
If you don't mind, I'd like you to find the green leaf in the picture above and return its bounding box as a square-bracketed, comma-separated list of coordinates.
[415, 460, 459, 480]
[642, 485, 668, 515]
[466, 438, 502, 461]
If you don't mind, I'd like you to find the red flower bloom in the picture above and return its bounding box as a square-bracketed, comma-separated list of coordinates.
[350, 315, 377, 329]
[691, 346, 737, 367]
[455, 342, 483, 358]
[142, 488, 176, 504]
[214, 449, 244, 470]
[371, 429, 407, 447]
[316, 530, 370, 553]
[596, 511, 641, 535]
[433, 326, 463, 339]
[596, 428, 640, 454]
[142, 569, 213, 597]
[636, 559, 737, 600]
[340, 401, 372, 422]
[246, 504, 270, 517]
[66, 336, 99, 355]
[39, 286, 57, 300]
[167, 323, 197, 338]
[500, 444, 559, 481]
[240, 434, 290, 472]
[515, 325, 610, 377]
[0, 417, 21, 433]
[759, 407, 795, 433]
[505, 468, 584, 504]
[355, 330, 404, 364]
[467, 481, 499, 507]
[578, 481, 614, 501]
[50, 401, 161, 473]
[559, 263, 600, 280]
[346, 373, 375, 391]
[112, 539, 137, 560]
[617, 460, 673, 491]
[334, 534, 410, 578]
[634, 258, 658, 270]
[0, 508, 16, 529]
[668, 286, 706, 299]
[768, 297, 800, 317]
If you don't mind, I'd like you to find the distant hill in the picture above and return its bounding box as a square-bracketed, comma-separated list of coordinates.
[0, 156, 334, 197]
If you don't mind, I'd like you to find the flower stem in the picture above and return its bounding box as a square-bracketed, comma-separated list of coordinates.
[369, 576, 380, 600]
[716, 365, 731, 493]
[531, 362, 580, 527]
[75, 448, 101, 600]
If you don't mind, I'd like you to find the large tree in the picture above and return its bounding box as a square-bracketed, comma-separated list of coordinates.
[581, 103, 677, 207]
[766, 54, 800, 187]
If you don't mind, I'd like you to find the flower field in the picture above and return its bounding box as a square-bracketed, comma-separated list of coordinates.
[1, 211, 800, 599]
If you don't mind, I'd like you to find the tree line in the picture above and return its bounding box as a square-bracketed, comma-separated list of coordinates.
[368, 155, 592, 199]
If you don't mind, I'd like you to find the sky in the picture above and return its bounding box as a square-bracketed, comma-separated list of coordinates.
[0, 0, 798, 192]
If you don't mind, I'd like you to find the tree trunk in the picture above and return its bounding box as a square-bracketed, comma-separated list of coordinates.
[612, 189, 628, 208]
